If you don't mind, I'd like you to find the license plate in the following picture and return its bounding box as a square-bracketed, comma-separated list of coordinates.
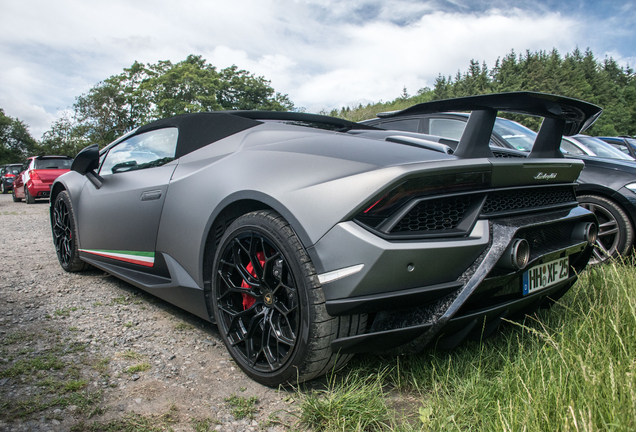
[522, 257, 569, 296]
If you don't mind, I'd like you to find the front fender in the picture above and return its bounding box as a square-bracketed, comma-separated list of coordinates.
[50, 172, 89, 245]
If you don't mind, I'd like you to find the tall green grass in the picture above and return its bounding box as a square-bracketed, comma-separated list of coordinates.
[297, 260, 636, 431]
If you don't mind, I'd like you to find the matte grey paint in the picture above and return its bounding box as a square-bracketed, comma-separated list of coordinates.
[52, 115, 591, 335]
[58, 122, 585, 292]
[80, 253, 209, 320]
[308, 220, 489, 301]
[77, 162, 177, 252]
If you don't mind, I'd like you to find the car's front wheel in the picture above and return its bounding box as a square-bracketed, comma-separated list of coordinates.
[52, 191, 90, 272]
[1, 183, 5, 194]
[578, 194, 634, 264]
[210, 210, 366, 386]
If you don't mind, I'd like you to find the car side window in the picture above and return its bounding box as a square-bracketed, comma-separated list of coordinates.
[100, 128, 178, 176]
[375, 119, 420, 133]
[560, 139, 585, 155]
[429, 119, 466, 141]
[608, 142, 630, 155]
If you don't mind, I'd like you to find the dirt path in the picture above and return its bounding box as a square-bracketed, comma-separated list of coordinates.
[0, 194, 296, 431]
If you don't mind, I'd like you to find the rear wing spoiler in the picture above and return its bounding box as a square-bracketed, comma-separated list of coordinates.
[378, 92, 602, 159]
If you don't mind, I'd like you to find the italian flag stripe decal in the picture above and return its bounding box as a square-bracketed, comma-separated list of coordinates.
[79, 249, 155, 267]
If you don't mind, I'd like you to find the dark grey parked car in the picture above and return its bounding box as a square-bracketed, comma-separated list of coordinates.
[363, 110, 636, 265]
[51, 92, 599, 385]
[0, 163, 23, 194]
[598, 136, 636, 159]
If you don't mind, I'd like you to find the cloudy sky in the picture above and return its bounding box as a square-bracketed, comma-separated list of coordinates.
[1, 0, 635, 139]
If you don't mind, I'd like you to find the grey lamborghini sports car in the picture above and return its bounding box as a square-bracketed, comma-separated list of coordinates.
[50, 92, 600, 386]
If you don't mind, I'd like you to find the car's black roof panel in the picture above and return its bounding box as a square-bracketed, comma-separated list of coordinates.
[134, 111, 377, 159]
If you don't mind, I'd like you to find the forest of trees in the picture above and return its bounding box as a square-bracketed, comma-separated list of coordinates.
[329, 48, 636, 136]
[1, 48, 634, 165]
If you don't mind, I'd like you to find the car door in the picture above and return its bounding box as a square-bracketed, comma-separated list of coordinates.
[76, 127, 179, 268]
[12, 160, 29, 198]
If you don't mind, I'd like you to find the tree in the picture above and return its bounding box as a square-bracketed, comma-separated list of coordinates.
[40, 112, 90, 157]
[0, 108, 39, 164]
[425, 48, 635, 135]
[71, 55, 295, 147]
[148, 55, 222, 118]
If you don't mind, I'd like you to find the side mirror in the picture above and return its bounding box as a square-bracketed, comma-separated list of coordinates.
[71, 144, 100, 175]
[71, 144, 103, 189]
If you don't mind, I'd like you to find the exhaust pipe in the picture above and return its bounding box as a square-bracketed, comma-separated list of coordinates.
[574, 222, 598, 246]
[498, 238, 530, 270]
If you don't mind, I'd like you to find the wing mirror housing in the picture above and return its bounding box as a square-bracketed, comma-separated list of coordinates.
[71, 144, 103, 189]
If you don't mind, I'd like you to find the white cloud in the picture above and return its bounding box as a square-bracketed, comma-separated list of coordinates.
[0, 0, 632, 139]
[0, 95, 58, 138]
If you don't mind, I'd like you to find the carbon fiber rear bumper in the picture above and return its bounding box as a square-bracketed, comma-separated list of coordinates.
[331, 274, 575, 354]
[320, 206, 595, 354]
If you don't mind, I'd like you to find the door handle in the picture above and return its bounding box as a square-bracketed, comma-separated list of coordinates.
[141, 190, 162, 201]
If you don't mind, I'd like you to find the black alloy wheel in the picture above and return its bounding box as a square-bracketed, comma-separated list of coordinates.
[52, 191, 90, 272]
[215, 226, 300, 375]
[211, 210, 366, 386]
[578, 195, 634, 264]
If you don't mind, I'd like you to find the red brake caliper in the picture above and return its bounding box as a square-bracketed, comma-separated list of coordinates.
[241, 251, 265, 310]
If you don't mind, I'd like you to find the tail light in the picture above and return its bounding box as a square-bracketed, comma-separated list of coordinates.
[356, 171, 491, 229]
[29, 170, 41, 180]
[6, 173, 15, 178]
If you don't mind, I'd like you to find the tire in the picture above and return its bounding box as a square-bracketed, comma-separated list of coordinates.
[12, 187, 21, 202]
[25, 187, 35, 204]
[210, 210, 366, 386]
[578, 194, 634, 264]
[52, 191, 91, 272]
[1, 183, 5, 194]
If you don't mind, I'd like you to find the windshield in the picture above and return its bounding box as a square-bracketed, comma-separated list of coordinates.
[493, 118, 537, 151]
[574, 136, 635, 161]
[34, 158, 72, 169]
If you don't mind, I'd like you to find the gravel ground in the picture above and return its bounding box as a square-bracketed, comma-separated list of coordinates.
[0, 194, 298, 431]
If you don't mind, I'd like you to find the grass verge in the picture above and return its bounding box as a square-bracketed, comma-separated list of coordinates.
[297, 259, 636, 431]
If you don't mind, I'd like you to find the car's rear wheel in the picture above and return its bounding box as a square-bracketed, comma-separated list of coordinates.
[211, 210, 366, 386]
[12, 187, 21, 202]
[578, 194, 634, 264]
[52, 191, 90, 272]
[25, 187, 35, 204]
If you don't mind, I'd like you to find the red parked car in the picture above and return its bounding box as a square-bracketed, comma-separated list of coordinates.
[12, 156, 73, 203]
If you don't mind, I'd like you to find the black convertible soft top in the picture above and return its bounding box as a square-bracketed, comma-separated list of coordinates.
[134, 111, 375, 159]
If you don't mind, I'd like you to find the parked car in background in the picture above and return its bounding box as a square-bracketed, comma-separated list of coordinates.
[362, 110, 636, 264]
[560, 135, 635, 161]
[50, 92, 598, 385]
[12, 156, 73, 203]
[598, 136, 636, 159]
[0, 163, 23, 194]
